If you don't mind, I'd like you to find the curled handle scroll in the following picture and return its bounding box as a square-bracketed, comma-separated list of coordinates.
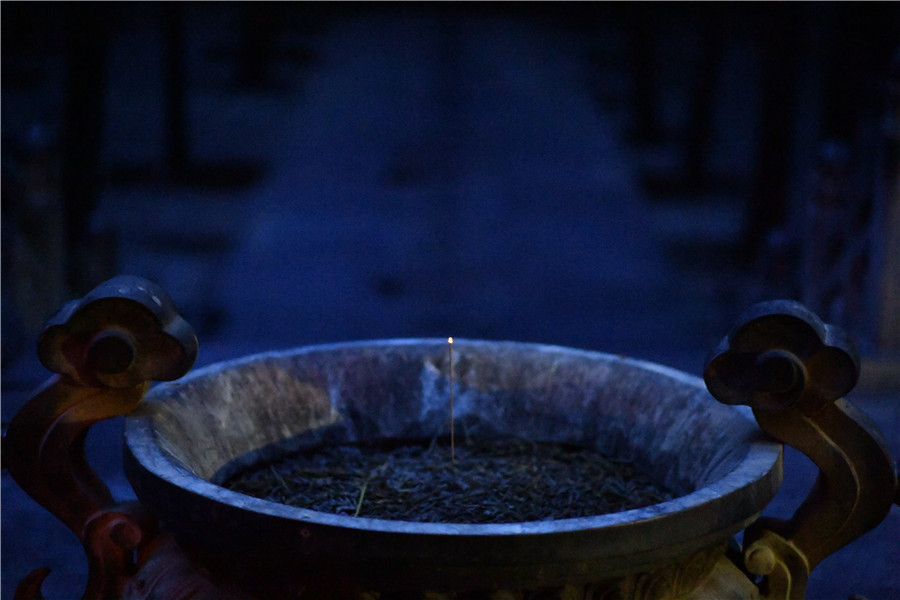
[705, 300, 899, 600]
[3, 276, 199, 599]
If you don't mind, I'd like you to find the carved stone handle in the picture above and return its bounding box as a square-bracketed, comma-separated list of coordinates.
[704, 300, 899, 600]
[3, 276, 199, 599]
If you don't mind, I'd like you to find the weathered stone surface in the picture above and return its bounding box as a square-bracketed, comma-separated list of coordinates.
[124, 339, 781, 596]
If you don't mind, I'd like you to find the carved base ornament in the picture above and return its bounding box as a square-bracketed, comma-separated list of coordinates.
[3, 278, 897, 599]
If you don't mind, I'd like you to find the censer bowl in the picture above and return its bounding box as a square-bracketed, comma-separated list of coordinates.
[123, 339, 781, 597]
[7, 277, 895, 600]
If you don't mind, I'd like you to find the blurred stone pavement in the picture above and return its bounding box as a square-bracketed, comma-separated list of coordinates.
[2, 5, 897, 599]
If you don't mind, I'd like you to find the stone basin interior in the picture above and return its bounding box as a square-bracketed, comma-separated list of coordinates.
[138, 339, 767, 507]
[125, 339, 781, 594]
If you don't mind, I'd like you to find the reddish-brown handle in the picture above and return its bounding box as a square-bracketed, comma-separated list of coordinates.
[3, 276, 199, 600]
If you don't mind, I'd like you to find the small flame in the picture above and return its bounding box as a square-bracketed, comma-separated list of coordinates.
[448, 337, 453, 344]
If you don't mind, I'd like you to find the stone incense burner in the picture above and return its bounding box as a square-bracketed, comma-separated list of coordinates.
[4, 276, 898, 600]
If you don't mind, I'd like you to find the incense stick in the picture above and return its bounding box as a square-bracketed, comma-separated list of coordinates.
[353, 480, 368, 517]
[448, 337, 455, 463]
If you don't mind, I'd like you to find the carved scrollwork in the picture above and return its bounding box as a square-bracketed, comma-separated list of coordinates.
[36, 275, 197, 389]
[3, 276, 199, 599]
[591, 545, 725, 600]
[705, 300, 899, 600]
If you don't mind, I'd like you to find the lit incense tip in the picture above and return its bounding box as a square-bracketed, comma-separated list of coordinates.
[448, 336, 455, 463]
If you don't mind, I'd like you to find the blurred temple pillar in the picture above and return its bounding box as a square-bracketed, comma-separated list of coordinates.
[742, 5, 801, 262]
[635, 6, 731, 196]
[158, 3, 263, 188]
[800, 142, 867, 334]
[799, 49, 900, 361]
[2, 125, 67, 350]
[873, 50, 900, 353]
[163, 1, 189, 182]
[60, 3, 113, 293]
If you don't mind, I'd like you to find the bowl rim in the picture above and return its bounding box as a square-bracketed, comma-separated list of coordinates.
[124, 337, 783, 538]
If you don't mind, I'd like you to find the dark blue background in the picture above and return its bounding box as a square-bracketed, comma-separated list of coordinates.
[3, 3, 898, 598]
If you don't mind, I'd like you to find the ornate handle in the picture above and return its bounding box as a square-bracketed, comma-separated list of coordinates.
[3, 276, 201, 599]
[705, 300, 899, 600]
